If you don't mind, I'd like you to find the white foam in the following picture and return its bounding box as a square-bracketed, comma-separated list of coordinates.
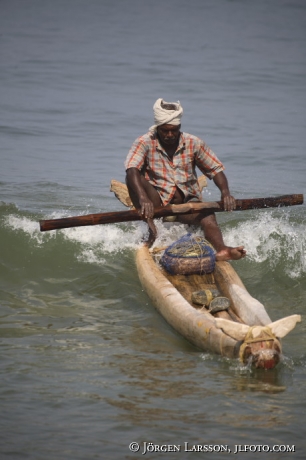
[223, 211, 306, 278]
[4, 210, 306, 277]
[5, 214, 50, 245]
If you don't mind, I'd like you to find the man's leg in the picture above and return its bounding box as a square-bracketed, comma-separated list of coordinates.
[126, 174, 162, 246]
[178, 212, 246, 261]
[126, 174, 162, 209]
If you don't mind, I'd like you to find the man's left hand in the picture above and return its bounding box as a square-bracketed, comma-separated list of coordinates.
[222, 193, 236, 212]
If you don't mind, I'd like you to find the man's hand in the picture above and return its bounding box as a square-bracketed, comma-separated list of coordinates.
[126, 168, 157, 219]
[138, 196, 155, 219]
[221, 192, 236, 212]
[213, 172, 236, 211]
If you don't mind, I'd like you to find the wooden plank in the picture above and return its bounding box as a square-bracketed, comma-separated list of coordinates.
[40, 193, 304, 231]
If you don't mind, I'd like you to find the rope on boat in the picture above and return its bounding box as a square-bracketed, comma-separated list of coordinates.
[160, 233, 216, 275]
[238, 326, 278, 363]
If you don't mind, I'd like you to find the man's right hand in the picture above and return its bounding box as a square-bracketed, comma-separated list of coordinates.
[138, 196, 155, 219]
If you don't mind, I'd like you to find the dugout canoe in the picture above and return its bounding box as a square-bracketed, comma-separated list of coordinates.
[108, 179, 301, 369]
[136, 245, 301, 369]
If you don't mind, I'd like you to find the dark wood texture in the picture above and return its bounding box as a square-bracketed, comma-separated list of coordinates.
[40, 194, 303, 232]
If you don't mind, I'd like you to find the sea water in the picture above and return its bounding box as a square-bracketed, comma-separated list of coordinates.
[1, 0, 306, 458]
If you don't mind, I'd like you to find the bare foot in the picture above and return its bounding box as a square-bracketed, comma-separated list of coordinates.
[216, 246, 246, 261]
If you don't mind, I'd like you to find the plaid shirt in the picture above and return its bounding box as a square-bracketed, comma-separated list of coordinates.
[125, 131, 224, 206]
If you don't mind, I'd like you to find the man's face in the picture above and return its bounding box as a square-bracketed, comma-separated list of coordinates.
[157, 124, 181, 146]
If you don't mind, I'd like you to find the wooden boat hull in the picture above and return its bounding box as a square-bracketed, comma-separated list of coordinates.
[136, 245, 282, 368]
[108, 180, 300, 368]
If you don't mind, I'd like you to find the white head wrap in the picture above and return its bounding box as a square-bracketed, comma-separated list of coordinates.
[149, 98, 183, 134]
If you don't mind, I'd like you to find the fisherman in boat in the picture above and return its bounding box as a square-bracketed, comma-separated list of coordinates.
[125, 98, 246, 261]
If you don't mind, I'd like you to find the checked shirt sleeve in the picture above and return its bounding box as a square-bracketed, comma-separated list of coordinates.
[125, 136, 148, 171]
[195, 140, 224, 179]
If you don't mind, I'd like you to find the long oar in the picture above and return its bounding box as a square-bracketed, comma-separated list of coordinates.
[39, 194, 303, 232]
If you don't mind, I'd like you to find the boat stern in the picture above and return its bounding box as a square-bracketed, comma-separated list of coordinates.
[240, 334, 282, 370]
[215, 314, 301, 370]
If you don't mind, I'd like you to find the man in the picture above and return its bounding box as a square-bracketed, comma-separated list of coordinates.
[125, 98, 246, 261]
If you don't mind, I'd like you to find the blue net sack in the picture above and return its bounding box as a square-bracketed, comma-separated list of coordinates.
[160, 233, 216, 275]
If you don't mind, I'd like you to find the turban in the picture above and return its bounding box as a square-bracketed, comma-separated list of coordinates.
[149, 98, 183, 134]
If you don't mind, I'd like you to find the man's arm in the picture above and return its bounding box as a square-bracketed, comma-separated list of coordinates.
[213, 171, 236, 212]
[126, 168, 154, 219]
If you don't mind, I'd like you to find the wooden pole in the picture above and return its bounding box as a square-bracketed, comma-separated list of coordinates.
[39, 194, 303, 232]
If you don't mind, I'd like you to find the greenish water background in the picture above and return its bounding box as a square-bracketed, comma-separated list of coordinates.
[1, 0, 306, 458]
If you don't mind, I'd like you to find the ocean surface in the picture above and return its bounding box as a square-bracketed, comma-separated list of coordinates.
[1, 0, 306, 458]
